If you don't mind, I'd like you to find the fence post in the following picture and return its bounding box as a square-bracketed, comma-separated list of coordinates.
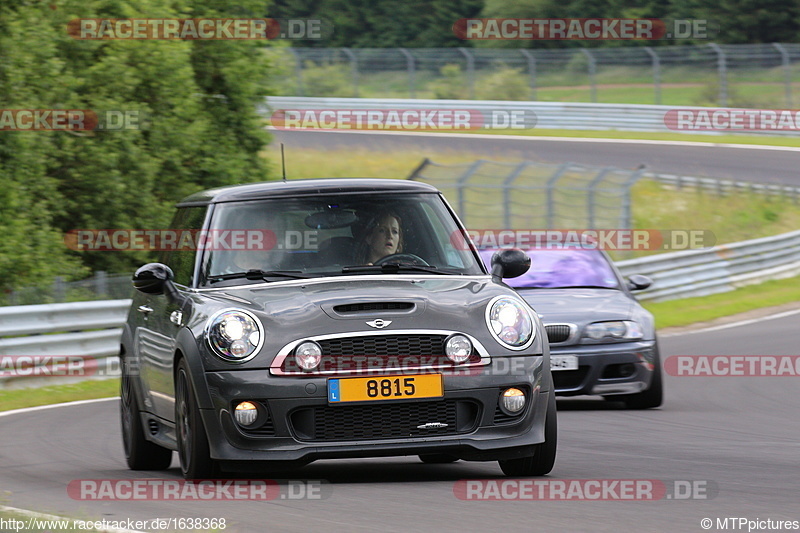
[54, 276, 66, 303]
[288, 48, 304, 96]
[502, 162, 530, 228]
[587, 168, 612, 229]
[708, 43, 728, 107]
[95, 271, 108, 298]
[773, 43, 792, 108]
[458, 47, 475, 100]
[342, 48, 359, 97]
[399, 48, 416, 98]
[407, 158, 431, 180]
[580, 49, 597, 103]
[519, 49, 537, 100]
[643, 46, 661, 105]
[621, 168, 646, 230]
[456, 160, 485, 223]
[546, 163, 573, 229]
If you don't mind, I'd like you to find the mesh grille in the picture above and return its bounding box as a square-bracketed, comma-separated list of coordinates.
[552, 367, 589, 390]
[290, 400, 479, 441]
[318, 335, 445, 356]
[545, 324, 573, 343]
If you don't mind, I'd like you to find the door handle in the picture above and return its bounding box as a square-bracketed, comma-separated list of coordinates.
[137, 305, 153, 314]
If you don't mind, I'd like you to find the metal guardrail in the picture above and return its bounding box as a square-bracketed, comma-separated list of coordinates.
[2, 228, 800, 387]
[264, 96, 800, 136]
[0, 299, 130, 389]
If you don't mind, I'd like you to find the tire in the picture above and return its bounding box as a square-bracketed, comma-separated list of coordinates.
[620, 347, 664, 410]
[499, 385, 558, 477]
[120, 369, 172, 471]
[418, 454, 459, 464]
[175, 359, 217, 479]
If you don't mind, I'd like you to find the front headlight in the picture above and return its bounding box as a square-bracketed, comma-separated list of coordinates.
[205, 309, 264, 362]
[486, 296, 535, 350]
[583, 320, 643, 342]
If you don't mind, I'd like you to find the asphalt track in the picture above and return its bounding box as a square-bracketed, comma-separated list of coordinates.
[272, 129, 800, 185]
[1, 313, 798, 533]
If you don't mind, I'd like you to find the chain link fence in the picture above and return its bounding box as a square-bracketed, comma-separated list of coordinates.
[267, 44, 800, 107]
[408, 158, 645, 230]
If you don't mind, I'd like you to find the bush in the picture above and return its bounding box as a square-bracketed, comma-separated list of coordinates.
[476, 66, 531, 101]
[300, 61, 353, 97]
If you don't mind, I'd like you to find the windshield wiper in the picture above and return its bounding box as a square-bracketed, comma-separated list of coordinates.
[341, 263, 457, 276]
[208, 269, 312, 284]
[517, 284, 617, 290]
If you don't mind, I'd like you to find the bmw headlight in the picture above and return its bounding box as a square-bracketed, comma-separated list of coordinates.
[583, 321, 643, 342]
[206, 309, 264, 362]
[486, 296, 535, 350]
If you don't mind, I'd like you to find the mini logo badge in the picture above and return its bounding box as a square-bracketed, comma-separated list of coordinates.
[366, 319, 392, 329]
[417, 422, 449, 429]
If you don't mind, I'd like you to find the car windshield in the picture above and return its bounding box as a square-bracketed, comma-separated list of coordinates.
[479, 248, 620, 290]
[200, 192, 485, 286]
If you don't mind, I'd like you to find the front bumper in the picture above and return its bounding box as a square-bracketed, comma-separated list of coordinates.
[199, 355, 549, 464]
[551, 340, 657, 396]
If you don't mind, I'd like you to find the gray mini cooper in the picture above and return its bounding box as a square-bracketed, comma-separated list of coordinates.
[120, 179, 556, 479]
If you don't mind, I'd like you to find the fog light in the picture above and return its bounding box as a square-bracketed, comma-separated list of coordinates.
[295, 341, 322, 371]
[445, 334, 472, 363]
[235, 401, 258, 426]
[501, 388, 526, 414]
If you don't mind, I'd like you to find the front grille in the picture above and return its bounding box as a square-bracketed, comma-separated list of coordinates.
[552, 367, 590, 390]
[319, 334, 445, 356]
[333, 302, 414, 313]
[289, 399, 480, 442]
[545, 324, 573, 344]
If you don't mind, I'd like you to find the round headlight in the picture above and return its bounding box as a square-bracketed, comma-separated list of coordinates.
[486, 296, 534, 349]
[445, 334, 473, 363]
[295, 340, 323, 371]
[206, 309, 263, 362]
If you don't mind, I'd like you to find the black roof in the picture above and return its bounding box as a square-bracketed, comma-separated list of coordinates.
[177, 178, 438, 206]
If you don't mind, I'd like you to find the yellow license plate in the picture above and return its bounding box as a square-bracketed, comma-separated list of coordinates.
[328, 374, 443, 403]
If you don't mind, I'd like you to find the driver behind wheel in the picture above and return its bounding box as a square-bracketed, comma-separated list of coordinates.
[356, 211, 403, 265]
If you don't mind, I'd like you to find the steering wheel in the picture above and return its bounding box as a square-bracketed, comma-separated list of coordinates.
[374, 253, 429, 266]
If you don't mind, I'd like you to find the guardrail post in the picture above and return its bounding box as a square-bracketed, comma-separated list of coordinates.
[288, 48, 304, 96]
[54, 276, 65, 303]
[456, 160, 485, 223]
[773, 43, 792, 108]
[519, 49, 537, 100]
[643, 47, 661, 105]
[708, 43, 728, 107]
[342, 48, 359, 97]
[95, 271, 108, 298]
[458, 48, 476, 100]
[587, 168, 612, 229]
[621, 168, 645, 230]
[502, 162, 530, 228]
[580, 49, 597, 103]
[399, 48, 416, 98]
[546, 163, 573, 229]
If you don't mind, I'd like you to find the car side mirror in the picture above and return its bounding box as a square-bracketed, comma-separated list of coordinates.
[627, 274, 652, 291]
[491, 249, 531, 279]
[133, 263, 175, 295]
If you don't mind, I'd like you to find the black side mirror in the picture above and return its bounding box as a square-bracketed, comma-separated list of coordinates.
[490, 248, 531, 279]
[627, 274, 652, 291]
[133, 263, 175, 295]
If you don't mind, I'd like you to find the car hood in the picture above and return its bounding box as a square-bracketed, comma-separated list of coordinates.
[515, 288, 635, 323]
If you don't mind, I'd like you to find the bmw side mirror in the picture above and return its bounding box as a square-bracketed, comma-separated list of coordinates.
[133, 263, 175, 295]
[627, 274, 652, 291]
[491, 249, 531, 279]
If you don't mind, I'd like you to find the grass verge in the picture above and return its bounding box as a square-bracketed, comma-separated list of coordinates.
[643, 275, 800, 329]
[0, 379, 118, 412]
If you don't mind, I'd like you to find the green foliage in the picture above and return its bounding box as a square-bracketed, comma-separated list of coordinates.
[300, 61, 352, 96]
[475, 66, 531, 100]
[0, 0, 274, 293]
[430, 64, 469, 99]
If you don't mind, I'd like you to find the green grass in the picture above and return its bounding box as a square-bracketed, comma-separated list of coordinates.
[0, 379, 118, 412]
[644, 275, 800, 329]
